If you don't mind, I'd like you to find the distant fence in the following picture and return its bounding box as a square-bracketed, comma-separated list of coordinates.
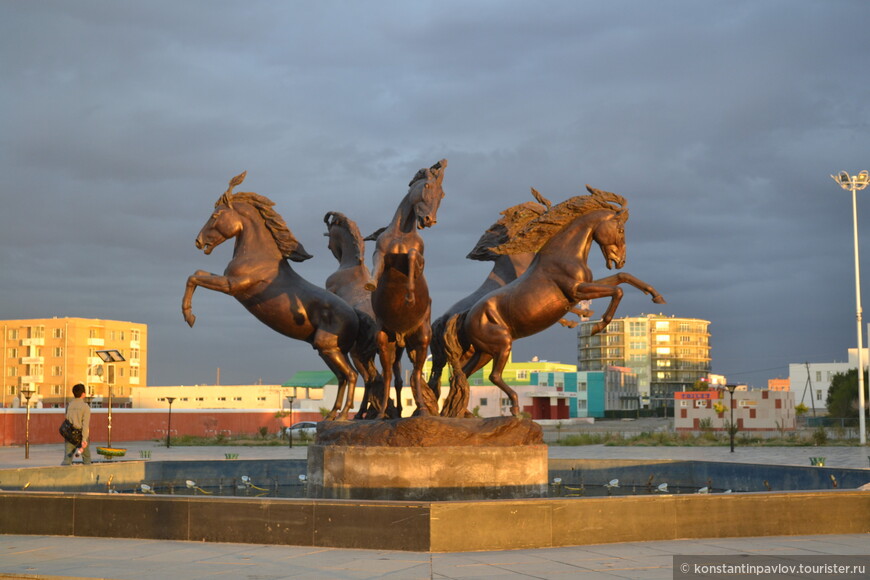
[0, 408, 323, 446]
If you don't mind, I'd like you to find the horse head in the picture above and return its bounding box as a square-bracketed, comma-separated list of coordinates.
[591, 208, 627, 270]
[586, 185, 628, 270]
[406, 159, 447, 230]
[324, 211, 365, 265]
[196, 171, 248, 254]
[196, 171, 312, 261]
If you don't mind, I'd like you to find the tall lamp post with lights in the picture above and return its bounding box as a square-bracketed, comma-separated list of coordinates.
[95, 349, 125, 448]
[286, 395, 296, 448]
[21, 385, 36, 459]
[832, 170, 869, 445]
[165, 397, 176, 448]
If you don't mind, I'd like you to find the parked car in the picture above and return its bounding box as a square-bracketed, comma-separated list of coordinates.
[285, 421, 318, 438]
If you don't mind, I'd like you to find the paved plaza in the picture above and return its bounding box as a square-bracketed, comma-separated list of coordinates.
[1, 441, 868, 579]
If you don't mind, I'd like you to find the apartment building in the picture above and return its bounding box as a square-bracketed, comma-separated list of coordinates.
[2, 317, 147, 408]
[577, 313, 711, 409]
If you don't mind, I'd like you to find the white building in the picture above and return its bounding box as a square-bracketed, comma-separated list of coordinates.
[787, 362, 851, 412]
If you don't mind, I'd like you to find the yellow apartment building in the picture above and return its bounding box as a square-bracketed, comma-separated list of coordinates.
[2, 317, 147, 408]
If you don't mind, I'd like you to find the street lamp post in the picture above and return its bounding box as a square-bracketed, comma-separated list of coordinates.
[286, 396, 296, 448]
[165, 397, 176, 448]
[96, 349, 126, 449]
[21, 385, 35, 459]
[726, 384, 737, 453]
[832, 170, 870, 446]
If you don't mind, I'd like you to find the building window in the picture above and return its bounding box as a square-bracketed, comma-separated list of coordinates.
[29, 326, 45, 339]
[257, 396, 266, 401]
[130, 367, 140, 378]
[52, 328, 63, 339]
[8, 347, 17, 358]
[9, 386, 17, 395]
[7, 329, 18, 340]
[579, 382, 587, 392]
[480, 398, 488, 406]
[8, 367, 17, 377]
[131, 329, 140, 342]
[89, 329, 99, 339]
[51, 366, 63, 376]
[629, 322, 645, 337]
[233, 397, 242, 401]
[130, 348, 140, 360]
[53, 347, 63, 357]
[816, 389, 822, 401]
[196, 397, 204, 402]
[180, 397, 188, 402]
[516, 370, 529, 380]
[52, 385, 63, 395]
[815, 371, 822, 382]
[217, 397, 226, 401]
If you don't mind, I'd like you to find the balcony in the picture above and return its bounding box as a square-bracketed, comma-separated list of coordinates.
[20, 357, 43, 365]
[20, 338, 44, 347]
[87, 338, 105, 346]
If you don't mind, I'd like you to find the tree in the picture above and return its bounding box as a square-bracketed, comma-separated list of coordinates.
[826, 369, 869, 418]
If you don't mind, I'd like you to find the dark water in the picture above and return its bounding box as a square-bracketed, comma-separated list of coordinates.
[131, 480, 735, 499]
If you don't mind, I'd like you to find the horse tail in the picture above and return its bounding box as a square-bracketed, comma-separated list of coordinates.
[353, 308, 379, 371]
[440, 312, 473, 418]
[427, 314, 448, 396]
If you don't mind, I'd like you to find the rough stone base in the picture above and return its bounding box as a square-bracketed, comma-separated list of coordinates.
[307, 444, 548, 500]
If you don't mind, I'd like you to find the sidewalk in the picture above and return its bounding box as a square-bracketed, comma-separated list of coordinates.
[1, 534, 868, 579]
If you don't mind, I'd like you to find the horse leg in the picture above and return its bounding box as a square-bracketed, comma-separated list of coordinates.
[314, 331, 358, 421]
[393, 348, 404, 418]
[364, 240, 386, 292]
[350, 351, 375, 419]
[376, 331, 398, 419]
[182, 270, 233, 327]
[573, 282, 623, 335]
[592, 272, 666, 304]
[404, 247, 420, 304]
[406, 330, 438, 416]
[489, 346, 521, 417]
[465, 303, 519, 416]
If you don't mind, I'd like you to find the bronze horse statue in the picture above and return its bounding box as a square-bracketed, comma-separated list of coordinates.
[431, 190, 592, 417]
[367, 159, 447, 417]
[182, 172, 363, 420]
[443, 186, 665, 417]
[323, 211, 401, 419]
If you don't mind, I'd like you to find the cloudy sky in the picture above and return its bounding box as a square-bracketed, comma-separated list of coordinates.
[3, 1, 870, 390]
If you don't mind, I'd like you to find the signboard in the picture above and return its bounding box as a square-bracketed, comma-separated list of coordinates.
[674, 391, 721, 400]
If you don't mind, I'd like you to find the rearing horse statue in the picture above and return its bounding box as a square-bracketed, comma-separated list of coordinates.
[367, 159, 447, 417]
[443, 186, 665, 417]
[428, 189, 593, 415]
[323, 211, 401, 419]
[182, 172, 363, 420]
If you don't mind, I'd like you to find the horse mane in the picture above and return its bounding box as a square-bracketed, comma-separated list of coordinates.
[491, 185, 628, 255]
[228, 191, 313, 262]
[466, 198, 549, 261]
[324, 211, 365, 263]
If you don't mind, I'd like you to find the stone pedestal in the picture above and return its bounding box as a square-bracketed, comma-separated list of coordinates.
[306, 416, 548, 501]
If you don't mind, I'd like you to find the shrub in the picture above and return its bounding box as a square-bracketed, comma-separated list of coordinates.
[812, 426, 828, 446]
